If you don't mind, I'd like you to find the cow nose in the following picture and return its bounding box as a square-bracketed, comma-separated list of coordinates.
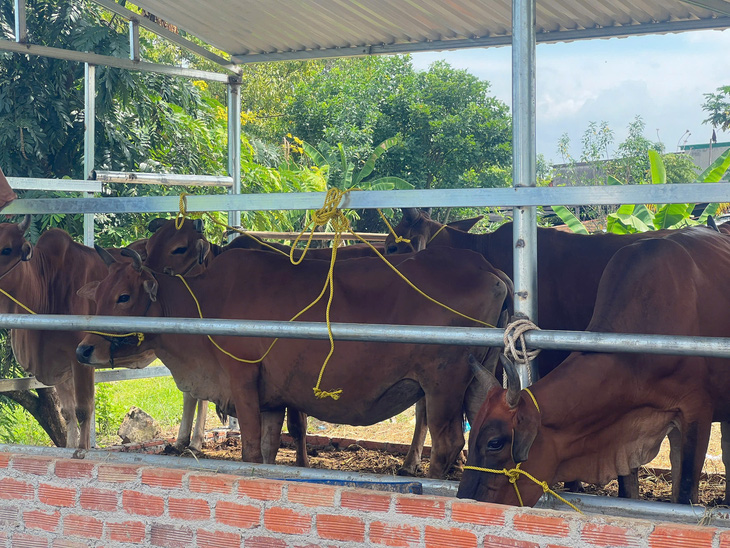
[386, 244, 398, 255]
[76, 344, 94, 364]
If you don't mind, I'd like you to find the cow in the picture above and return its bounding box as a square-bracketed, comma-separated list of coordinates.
[458, 227, 730, 505]
[75, 245, 510, 478]
[0, 216, 156, 449]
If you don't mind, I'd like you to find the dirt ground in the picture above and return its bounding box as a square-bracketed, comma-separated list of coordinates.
[172, 407, 728, 506]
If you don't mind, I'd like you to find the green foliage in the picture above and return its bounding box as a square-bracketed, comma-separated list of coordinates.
[702, 85, 730, 132]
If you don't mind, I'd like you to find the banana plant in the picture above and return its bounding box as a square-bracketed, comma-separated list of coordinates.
[553, 148, 730, 234]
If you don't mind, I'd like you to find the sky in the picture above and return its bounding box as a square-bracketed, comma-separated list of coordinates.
[410, 29, 730, 164]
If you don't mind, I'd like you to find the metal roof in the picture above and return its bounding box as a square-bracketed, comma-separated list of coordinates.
[128, 0, 730, 64]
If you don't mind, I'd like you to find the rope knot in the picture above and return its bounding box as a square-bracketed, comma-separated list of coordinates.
[503, 317, 541, 370]
[506, 469, 520, 484]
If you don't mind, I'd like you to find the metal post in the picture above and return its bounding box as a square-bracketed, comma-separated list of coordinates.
[13, 0, 26, 43]
[129, 19, 140, 62]
[511, 0, 538, 387]
[227, 77, 242, 234]
[83, 63, 96, 447]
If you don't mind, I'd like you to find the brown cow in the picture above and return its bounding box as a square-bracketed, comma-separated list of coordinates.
[76, 246, 509, 478]
[0, 217, 155, 449]
[458, 227, 730, 505]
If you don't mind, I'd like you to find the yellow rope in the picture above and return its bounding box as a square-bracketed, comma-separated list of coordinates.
[378, 209, 411, 245]
[524, 387, 540, 413]
[0, 288, 144, 345]
[427, 223, 449, 244]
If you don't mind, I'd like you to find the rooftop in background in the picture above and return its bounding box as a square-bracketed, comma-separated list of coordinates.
[680, 141, 730, 171]
[123, 0, 730, 64]
[680, 141, 730, 150]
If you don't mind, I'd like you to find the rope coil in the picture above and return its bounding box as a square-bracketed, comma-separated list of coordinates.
[502, 318, 540, 384]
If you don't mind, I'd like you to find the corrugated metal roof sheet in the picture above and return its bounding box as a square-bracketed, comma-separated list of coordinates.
[130, 0, 730, 63]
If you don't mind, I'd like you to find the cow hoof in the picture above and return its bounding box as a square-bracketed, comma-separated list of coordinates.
[397, 465, 422, 477]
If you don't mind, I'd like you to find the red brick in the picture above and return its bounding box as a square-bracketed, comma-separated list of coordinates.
[12, 456, 53, 475]
[395, 495, 446, 519]
[719, 530, 730, 548]
[307, 435, 330, 446]
[341, 490, 392, 512]
[238, 478, 283, 500]
[369, 521, 421, 547]
[80, 487, 117, 511]
[215, 501, 260, 528]
[317, 514, 365, 542]
[582, 523, 642, 547]
[358, 439, 385, 450]
[122, 490, 165, 516]
[97, 463, 140, 483]
[452, 501, 506, 526]
[0, 478, 34, 501]
[63, 514, 103, 539]
[52, 540, 89, 548]
[24, 510, 60, 532]
[0, 453, 10, 468]
[11, 533, 50, 547]
[331, 437, 358, 448]
[287, 482, 336, 507]
[54, 460, 94, 480]
[649, 524, 716, 548]
[169, 497, 211, 521]
[246, 537, 287, 548]
[425, 525, 478, 548]
[189, 473, 235, 494]
[197, 529, 242, 548]
[0, 504, 20, 526]
[108, 521, 146, 543]
[264, 507, 312, 535]
[513, 513, 570, 537]
[481, 536, 539, 548]
[38, 484, 75, 507]
[150, 523, 193, 547]
[142, 467, 185, 489]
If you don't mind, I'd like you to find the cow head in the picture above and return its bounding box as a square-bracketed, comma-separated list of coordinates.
[383, 208, 483, 255]
[457, 354, 542, 506]
[0, 215, 34, 278]
[144, 217, 210, 276]
[76, 247, 158, 367]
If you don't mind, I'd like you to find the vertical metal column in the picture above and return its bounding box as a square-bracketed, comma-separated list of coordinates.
[511, 0, 539, 387]
[13, 0, 26, 43]
[83, 63, 96, 447]
[227, 77, 242, 232]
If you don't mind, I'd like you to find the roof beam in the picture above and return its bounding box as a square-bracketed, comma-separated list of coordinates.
[680, 0, 730, 17]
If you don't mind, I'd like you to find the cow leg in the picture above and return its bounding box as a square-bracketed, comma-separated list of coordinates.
[722, 422, 730, 505]
[55, 377, 78, 448]
[671, 419, 710, 504]
[189, 399, 208, 452]
[229, 365, 263, 462]
[261, 409, 285, 464]
[399, 400, 427, 476]
[617, 470, 640, 499]
[286, 408, 309, 468]
[71, 362, 95, 450]
[175, 392, 197, 449]
[424, 399, 465, 479]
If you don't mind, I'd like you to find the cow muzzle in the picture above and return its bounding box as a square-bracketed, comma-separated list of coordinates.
[76, 344, 97, 365]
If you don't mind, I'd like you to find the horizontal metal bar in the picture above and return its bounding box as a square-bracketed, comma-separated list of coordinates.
[93, 171, 233, 187]
[243, 231, 387, 242]
[231, 17, 730, 63]
[4, 183, 730, 215]
[90, 0, 236, 71]
[0, 365, 174, 392]
[0, 39, 231, 82]
[7, 177, 102, 192]
[1, 314, 730, 358]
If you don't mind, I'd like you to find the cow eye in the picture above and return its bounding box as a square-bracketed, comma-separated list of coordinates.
[1, 248, 11, 255]
[487, 438, 505, 451]
[172, 246, 187, 255]
[117, 294, 131, 304]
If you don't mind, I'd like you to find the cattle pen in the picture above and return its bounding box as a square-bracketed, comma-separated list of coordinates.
[3, 0, 730, 546]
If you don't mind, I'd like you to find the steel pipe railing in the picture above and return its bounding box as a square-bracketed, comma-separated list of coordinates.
[2, 314, 730, 358]
[93, 171, 233, 187]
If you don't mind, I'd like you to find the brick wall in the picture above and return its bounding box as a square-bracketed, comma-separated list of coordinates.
[0, 451, 726, 547]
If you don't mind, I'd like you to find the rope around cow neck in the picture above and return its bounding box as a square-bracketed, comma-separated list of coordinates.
[463, 387, 581, 514]
[174, 188, 497, 400]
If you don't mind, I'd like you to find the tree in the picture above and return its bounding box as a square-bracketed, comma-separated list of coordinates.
[702, 85, 730, 132]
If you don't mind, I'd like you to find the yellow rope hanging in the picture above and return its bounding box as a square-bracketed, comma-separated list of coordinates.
[427, 223, 449, 244]
[0, 288, 144, 345]
[377, 209, 411, 245]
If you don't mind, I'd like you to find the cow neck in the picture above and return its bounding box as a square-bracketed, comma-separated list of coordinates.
[0, 252, 46, 314]
[435, 223, 513, 277]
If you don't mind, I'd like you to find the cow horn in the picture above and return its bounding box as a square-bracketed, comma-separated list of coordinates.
[500, 354, 522, 409]
[192, 219, 204, 233]
[708, 215, 720, 232]
[120, 247, 144, 271]
[147, 218, 167, 233]
[94, 244, 118, 267]
[423, 207, 432, 216]
[18, 214, 31, 234]
[464, 354, 501, 424]
[402, 208, 419, 223]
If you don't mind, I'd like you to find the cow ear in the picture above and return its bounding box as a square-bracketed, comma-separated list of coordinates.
[77, 281, 100, 301]
[21, 241, 33, 261]
[193, 219, 204, 233]
[196, 239, 210, 264]
[143, 279, 158, 302]
[511, 404, 540, 463]
[447, 215, 483, 232]
[147, 218, 167, 233]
